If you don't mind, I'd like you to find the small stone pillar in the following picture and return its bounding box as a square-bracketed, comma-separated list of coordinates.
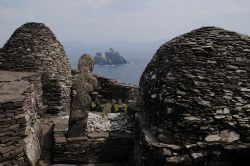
[67, 54, 97, 137]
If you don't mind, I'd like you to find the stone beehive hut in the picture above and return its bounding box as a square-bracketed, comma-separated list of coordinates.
[0, 22, 72, 114]
[140, 27, 250, 164]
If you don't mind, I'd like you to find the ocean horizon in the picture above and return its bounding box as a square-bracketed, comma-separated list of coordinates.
[64, 40, 166, 85]
[71, 56, 151, 86]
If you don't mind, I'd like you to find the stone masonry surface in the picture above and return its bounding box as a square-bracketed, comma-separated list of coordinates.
[0, 70, 43, 166]
[92, 75, 139, 101]
[53, 114, 133, 164]
[139, 27, 250, 165]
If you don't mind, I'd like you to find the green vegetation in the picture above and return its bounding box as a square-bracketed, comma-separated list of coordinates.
[114, 103, 128, 112]
[91, 98, 128, 113]
[91, 102, 96, 108]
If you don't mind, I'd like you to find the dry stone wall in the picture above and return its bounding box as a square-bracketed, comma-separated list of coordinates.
[53, 114, 133, 164]
[54, 133, 133, 164]
[0, 71, 43, 166]
[134, 114, 250, 166]
[92, 75, 139, 101]
[0, 22, 72, 114]
[139, 27, 250, 165]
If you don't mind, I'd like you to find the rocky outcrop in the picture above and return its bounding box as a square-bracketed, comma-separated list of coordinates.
[0, 70, 43, 166]
[68, 54, 97, 137]
[138, 27, 250, 165]
[94, 48, 128, 65]
[0, 22, 72, 114]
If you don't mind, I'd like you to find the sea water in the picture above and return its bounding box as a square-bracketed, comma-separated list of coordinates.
[93, 56, 151, 85]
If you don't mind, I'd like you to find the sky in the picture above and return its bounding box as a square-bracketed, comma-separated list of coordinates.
[0, 0, 250, 45]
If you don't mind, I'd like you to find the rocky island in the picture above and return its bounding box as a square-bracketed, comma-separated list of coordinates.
[94, 48, 128, 65]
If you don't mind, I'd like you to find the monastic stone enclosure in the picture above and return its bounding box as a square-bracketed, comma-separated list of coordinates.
[0, 71, 43, 165]
[1, 22, 250, 166]
[0, 22, 72, 114]
[139, 27, 250, 165]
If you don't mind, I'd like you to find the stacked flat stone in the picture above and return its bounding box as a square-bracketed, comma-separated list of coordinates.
[92, 75, 139, 101]
[54, 113, 133, 164]
[0, 70, 43, 166]
[139, 27, 250, 165]
[0, 22, 72, 114]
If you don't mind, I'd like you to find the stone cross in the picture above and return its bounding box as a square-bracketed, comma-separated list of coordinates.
[68, 54, 97, 137]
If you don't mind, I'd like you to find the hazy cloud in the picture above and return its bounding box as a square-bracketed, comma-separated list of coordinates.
[0, 0, 250, 45]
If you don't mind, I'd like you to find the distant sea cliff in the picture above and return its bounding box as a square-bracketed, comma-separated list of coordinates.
[94, 48, 128, 65]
